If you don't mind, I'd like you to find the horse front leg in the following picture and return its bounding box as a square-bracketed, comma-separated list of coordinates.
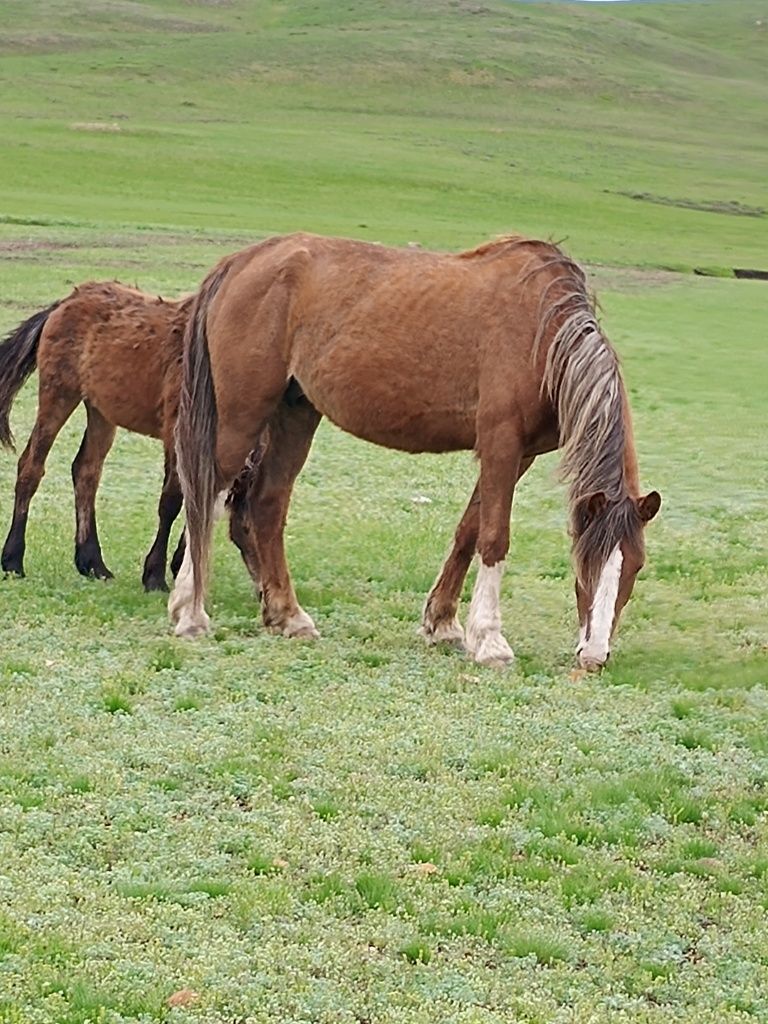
[225, 437, 270, 598]
[422, 457, 534, 652]
[464, 424, 524, 668]
[421, 482, 480, 648]
[142, 448, 183, 592]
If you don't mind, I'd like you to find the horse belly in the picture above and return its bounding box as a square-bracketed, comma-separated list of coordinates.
[329, 401, 475, 453]
[81, 345, 164, 439]
[297, 352, 477, 453]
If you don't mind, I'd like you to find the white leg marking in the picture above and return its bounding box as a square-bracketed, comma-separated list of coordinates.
[213, 490, 229, 522]
[168, 542, 210, 638]
[168, 543, 193, 624]
[465, 559, 514, 667]
[169, 492, 226, 637]
[579, 545, 622, 670]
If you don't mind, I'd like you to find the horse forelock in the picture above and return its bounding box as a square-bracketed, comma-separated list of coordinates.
[573, 496, 643, 591]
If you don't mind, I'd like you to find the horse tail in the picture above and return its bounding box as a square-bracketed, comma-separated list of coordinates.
[0, 300, 61, 450]
[175, 262, 231, 607]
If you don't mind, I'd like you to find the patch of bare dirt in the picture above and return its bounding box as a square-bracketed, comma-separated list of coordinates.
[71, 122, 122, 133]
[0, 33, 89, 55]
[0, 240, 79, 255]
[608, 190, 765, 219]
[586, 264, 687, 292]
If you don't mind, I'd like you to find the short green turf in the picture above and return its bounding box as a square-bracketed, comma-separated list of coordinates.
[0, 2, 767, 1022]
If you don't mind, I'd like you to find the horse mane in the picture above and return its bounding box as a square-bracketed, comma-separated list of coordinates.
[457, 234, 555, 261]
[522, 240, 644, 589]
[174, 292, 196, 319]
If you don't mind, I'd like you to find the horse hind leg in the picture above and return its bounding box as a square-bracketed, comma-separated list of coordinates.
[420, 482, 480, 648]
[237, 401, 321, 638]
[2, 390, 80, 577]
[167, 486, 229, 635]
[71, 403, 117, 579]
[171, 272, 298, 639]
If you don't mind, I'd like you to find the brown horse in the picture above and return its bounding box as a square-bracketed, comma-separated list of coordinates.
[0, 283, 194, 590]
[170, 232, 661, 670]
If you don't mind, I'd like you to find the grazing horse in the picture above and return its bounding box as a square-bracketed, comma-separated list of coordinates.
[0, 282, 192, 589]
[169, 232, 660, 670]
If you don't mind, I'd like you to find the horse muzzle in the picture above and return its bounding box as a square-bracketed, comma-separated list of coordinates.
[576, 645, 610, 673]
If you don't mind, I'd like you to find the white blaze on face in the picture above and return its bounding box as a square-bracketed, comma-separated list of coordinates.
[579, 545, 623, 667]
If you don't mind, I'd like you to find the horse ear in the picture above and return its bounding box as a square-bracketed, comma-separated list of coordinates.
[585, 491, 607, 521]
[637, 490, 661, 523]
[575, 492, 607, 533]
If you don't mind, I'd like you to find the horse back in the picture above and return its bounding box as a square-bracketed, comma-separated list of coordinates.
[38, 282, 187, 440]
[206, 234, 557, 455]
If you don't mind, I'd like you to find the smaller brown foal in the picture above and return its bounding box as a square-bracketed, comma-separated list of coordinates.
[0, 281, 307, 599]
[0, 282, 256, 590]
[0, 283, 191, 588]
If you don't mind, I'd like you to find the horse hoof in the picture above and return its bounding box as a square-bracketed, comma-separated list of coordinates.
[174, 614, 210, 639]
[273, 610, 319, 639]
[284, 610, 319, 634]
[420, 617, 465, 649]
[469, 633, 514, 668]
[143, 575, 169, 593]
[75, 553, 114, 580]
[2, 564, 25, 579]
[287, 624, 320, 639]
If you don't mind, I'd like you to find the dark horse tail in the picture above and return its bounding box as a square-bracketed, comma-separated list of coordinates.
[175, 261, 231, 605]
[0, 301, 61, 450]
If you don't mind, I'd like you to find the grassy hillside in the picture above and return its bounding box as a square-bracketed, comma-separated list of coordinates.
[1, 0, 766, 265]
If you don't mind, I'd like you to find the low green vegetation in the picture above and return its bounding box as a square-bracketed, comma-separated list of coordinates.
[0, 1, 766, 1021]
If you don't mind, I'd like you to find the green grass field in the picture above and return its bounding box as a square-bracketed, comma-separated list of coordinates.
[1, 2, 767, 1021]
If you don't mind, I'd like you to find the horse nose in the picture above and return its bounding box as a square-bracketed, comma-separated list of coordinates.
[579, 653, 607, 673]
